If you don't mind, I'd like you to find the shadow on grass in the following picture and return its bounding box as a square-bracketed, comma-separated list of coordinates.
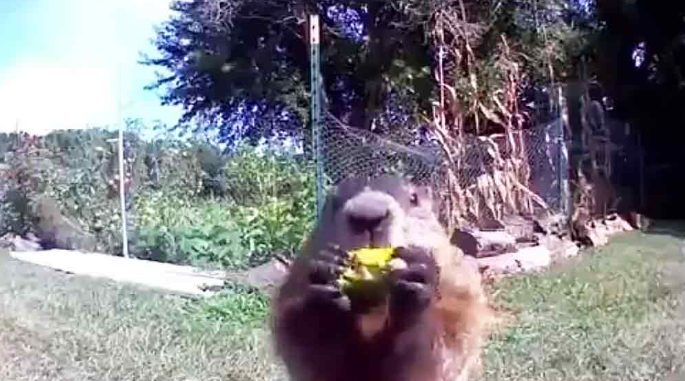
[645, 219, 685, 240]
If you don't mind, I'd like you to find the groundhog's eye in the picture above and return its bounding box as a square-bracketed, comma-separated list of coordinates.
[409, 193, 419, 206]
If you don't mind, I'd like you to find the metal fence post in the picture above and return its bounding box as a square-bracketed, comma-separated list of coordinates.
[557, 85, 571, 218]
[309, 14, 324, 219]
[116, 67, 130, 259]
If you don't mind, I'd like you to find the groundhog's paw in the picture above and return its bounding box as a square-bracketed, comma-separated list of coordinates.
[388, 246, 438, 318]
[307, 245, 349, 285]
[391, 246, 438, 283]
[305, 245, 352, 310]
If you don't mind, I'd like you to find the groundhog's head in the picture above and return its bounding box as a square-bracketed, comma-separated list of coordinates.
[309, 175, 446, 254]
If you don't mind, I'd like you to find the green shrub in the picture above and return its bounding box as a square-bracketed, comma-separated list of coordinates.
[0, 201, 21, 236]
[142, 140, 204, 195]
[133, 193, 250, 268]
[133, 144, 316, 269]
[231, 196, 315, 265]
[2, 129, 316, 269]
[0, 189, 31, 236]
[222, 144, 315, 206]
[133, 190, 315, 269]
[0, 131, 124, 252]
[135, 224, 245, 268]
[134, 191, 199, 229]
[222, 144, 317, 263]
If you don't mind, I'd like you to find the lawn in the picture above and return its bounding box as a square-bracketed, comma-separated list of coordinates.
[482, 229, 685, 381]
[0, 250, 286, 381]
[1, 228, 684, 381]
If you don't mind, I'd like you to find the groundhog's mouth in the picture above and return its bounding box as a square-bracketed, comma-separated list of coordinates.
[345, 230, 393, 251]
[369, 236, 390, 249]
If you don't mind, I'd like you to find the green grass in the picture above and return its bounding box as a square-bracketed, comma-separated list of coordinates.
[482, 230, 685, 381]
[1, 229, 684, 381]
[0, 250, 285, 381]
[186, 283, 271, 329]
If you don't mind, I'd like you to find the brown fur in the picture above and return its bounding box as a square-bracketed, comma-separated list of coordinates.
[270, 175, 494, 381]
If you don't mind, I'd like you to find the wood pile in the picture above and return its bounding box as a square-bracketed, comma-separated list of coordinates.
[454, 212, 636, 279]
[575, 212, 636, 247]
[0, 233, 42, 252]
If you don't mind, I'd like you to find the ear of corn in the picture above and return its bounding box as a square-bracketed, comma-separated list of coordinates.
[351, 247, 396, 267]
[339, 247, 396, 291]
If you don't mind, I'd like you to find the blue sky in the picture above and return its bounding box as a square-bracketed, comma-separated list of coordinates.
[0, 0, 182, 135]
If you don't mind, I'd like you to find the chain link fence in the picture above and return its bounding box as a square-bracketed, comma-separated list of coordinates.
[318, 114, 442, 186]
[524, 118, 570, 214]
[316, 111, 570, 226]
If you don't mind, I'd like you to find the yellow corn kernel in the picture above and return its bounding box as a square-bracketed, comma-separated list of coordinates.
[349, 247, 395, 267]
[339, 247, 396, 290]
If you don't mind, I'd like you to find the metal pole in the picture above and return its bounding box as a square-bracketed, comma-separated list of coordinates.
[558, 85, 571, 217]
[118, 126, 129, 258]
[114, 7, 130, 259]
[309, 14, 324, 218]
[117, 71, 130, 259]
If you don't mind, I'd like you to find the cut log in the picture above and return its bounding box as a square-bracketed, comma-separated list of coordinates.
[562, 240, 581, 258]
[533, 213, 568, 236]
[539, 234, 579, 260]
[476, 254, 521, 275]
[500, 215, 539, 244]
[620, 212, 650, 231]
[514, 246, 553, 272]
[461, 255, 480, 275]
[605, 213, 635, 233]
[586, 223, 609, 247]
[451, 228, 517, 258]
[475, 245, 552, 275]
[13, 236, 43, 252]
[0, 233, 42, 252]
[226, 258, 289, 294]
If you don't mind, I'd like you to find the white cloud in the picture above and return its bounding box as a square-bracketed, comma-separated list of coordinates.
[0, 0, 180, 135]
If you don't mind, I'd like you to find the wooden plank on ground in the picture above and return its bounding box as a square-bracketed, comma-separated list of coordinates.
[9, 250, 227, 297]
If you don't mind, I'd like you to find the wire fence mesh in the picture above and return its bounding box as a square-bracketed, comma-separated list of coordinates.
[318, 114, 443, 186]
[316, 112, 570, 226]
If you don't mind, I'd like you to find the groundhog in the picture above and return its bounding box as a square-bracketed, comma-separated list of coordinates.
[270, 175, 493, 381]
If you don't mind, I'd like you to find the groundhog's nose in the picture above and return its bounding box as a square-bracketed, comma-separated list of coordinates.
[344, 191, 391, 234]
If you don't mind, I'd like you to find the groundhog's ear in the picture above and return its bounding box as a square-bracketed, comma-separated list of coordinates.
[415, 184, 441, 214]
[414, 184, 433, 203]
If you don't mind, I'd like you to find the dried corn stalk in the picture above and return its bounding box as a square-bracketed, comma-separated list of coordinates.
[426, 3, 544, 230]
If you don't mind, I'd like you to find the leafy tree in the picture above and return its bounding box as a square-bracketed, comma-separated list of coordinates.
[145, 0, 434, 144]
[144, 0, 591, 144]
[591, 0, 685, 217]
[594, 0, 685, 127]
